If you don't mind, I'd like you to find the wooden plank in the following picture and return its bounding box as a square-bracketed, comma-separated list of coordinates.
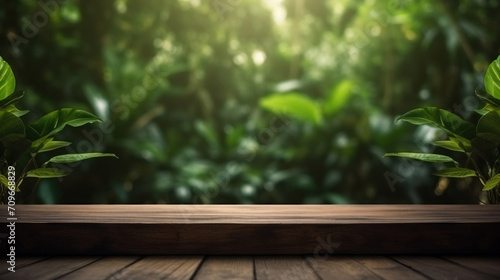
[193, 256, 253, 280]
[0, 256, 49, 275]
[354, 256, 428, 280]
[108, 256, 203, 280]
[305, 256, 381, 280]
[58, 256, 140, 280]
[0, 256, 99, 280]
[443, 256, 500, 278]
[1, 205, 499, 255]
[392, 256, 498, 280]
[255, 256, 320, 280]
[6, 205, 500, 224]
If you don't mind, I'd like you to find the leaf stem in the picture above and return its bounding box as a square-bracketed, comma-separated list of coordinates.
[16, 154, 36, 187]
[468, 153, 487, 186]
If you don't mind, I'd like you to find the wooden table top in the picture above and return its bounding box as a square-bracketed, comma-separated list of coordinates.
[2, 205, 499, 255]
[11, 204, 500, 224]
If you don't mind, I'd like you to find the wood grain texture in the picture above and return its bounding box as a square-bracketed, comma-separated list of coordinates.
[7, 205, 500, 224]
[0, 257, 99, 280]
[443, 256, 500, 278]
[255, 256, 320, 280]
[0, 256, 49, 275]
[392, 256, 498, 280]
[4, 256, 500, 279]
[354, 256, 428, 280]
[107, 256, 203, 280]
[305, 256, 380, 280]
[58, 256, 140, 280]
[193, 256, 253, 280]
[1, 205, 499, 255]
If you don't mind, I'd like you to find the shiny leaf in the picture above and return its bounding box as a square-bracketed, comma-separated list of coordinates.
[484, 55, 500, 99]
[384, 152, 455, 163]
[26, 168, 69, 178]
[433, 168, 477, 178]
[432, 140, 464, 152]
[27, 108, 101, 140]
[398, 107, 475, 140]
[0, 56, 15, 101]
[45, 153, 117, 165]
[484, 174, 500, 191]
[38, 140, 72, 153]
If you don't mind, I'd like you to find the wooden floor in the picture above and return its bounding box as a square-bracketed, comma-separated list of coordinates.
[1, 255, 499, 280]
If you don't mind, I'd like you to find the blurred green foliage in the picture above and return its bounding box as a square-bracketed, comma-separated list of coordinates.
[1, 0, 499, 204]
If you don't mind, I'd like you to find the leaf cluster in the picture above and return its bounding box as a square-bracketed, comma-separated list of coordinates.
[385, 56, 500, 203]
[0, 57, 117, 202]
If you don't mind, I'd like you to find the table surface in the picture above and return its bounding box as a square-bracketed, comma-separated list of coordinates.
[4, 205, 500, 255]
[1, 255, 499, 280]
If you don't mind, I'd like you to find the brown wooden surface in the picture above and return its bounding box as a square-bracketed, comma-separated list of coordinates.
[7, 205, 500, 224]
[105, 256, 203, 280]
[354, 256, 428, 280]
[393, 256, 498, 280]
[193, 256, 253, 280]
[1, 205, 499, 255]
[0, 257, 99, 280]
[443, 256, 500, 278]
[307, 256, 380, 279]
[2, 256, 499, 280]
[255, 256, 320, 280]
[58, 256, 139, 280]
[0, 256, 48, 274]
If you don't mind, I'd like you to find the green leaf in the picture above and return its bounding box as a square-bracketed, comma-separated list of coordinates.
[0, 111, 25, 143]
[44, 153, 118, 165]
[471, 136, 498, 166]
[432, 140, 464, 152]
[12, 110, 29, 117]
[27, 108, 101, 140]
[30, 137, 53, 153]
[324, 80, 353, 115]
[1, 104, 29, 117]
[26, 168, 69, 178]
[398, 107, 475, 140]
[483, 174, 500, 191]
[475, 88, 500, 110]
[474, 105, 490, 116]
[0, 174, 8, 187]
[0, 57, 16, 101]
[484, 55, 500, 99]
[384, 152, 455, 163]
[433, 168, 477, 178]
[0, 90, 23, 109]
[473, 111, 500, 165]
[0, 174, 20, 192]
[476, 111, 500, 138]
[260, 92, 322, 124]
[38, 140, 72, 153]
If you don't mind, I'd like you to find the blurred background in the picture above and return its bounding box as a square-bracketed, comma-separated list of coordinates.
[1, 0, 499, 204]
